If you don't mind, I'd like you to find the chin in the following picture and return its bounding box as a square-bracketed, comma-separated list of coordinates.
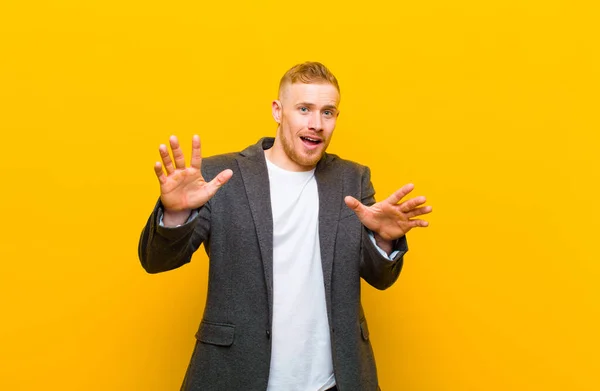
[298, 152, 324, 168]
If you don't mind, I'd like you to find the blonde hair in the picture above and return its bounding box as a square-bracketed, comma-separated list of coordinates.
[278, 61, 340, 97]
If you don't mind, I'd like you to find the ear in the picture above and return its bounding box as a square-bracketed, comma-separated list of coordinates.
[272, 100, 282, 123]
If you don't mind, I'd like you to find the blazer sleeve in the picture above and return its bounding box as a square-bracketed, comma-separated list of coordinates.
[358, 166, 409, 290]
[137, 198, 211, 274]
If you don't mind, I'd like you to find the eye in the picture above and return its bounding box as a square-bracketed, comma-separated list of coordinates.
[324, 110, 332, 116]
[300, 107, 308, 112]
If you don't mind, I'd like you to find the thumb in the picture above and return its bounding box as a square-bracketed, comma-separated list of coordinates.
[205, 169, 233, 198]
[344, 196, 367, 216]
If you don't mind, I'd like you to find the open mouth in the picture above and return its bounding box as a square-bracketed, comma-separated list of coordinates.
[300, 136, 322, 146]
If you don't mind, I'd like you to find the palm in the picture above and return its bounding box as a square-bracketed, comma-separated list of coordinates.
[155, 135, 232, 212]
[358, 201, 416, 241]
[344, 183, 432, 241]
[159, 166, 209, 210]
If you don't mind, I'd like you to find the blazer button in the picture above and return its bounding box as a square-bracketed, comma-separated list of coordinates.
[266, 330, 271, 339]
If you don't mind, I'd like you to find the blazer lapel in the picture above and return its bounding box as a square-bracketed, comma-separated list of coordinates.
[315, 154, 342, 318]
[236, 139, 274, 323]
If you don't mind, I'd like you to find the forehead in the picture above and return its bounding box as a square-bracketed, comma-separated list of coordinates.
[281, 82, 340, 106]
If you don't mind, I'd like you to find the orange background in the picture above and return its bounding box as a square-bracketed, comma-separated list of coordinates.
[1, 0, 598, 390]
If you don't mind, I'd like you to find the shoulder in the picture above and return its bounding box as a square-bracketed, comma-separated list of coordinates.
[201, 138, 269, 177]
[323, 152, 371, 177]
[200, 152, 242, 179]
[323, 154, 376, 200]
[203, 152, 240, 167]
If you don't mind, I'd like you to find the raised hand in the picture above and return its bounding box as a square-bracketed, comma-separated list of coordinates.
[344, 183, 432, 243]
[154, 135, 233, 225]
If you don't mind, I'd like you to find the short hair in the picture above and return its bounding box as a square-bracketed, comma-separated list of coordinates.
[278, 61, 340, 98]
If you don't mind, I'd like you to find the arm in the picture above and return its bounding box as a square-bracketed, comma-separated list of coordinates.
[360, 227, 408, 290]
[138, 200, 209, 273]
[355, 168, 407, 289]
[137, 135, 232, 273]
[346, 167, 431, 289]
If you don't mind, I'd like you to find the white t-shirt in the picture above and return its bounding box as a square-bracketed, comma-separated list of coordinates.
[265, 158, 336, 391]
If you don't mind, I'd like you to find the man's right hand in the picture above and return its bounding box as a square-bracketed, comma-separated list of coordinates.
[154, 135, 233, 227]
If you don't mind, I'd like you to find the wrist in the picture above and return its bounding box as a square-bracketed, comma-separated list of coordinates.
[373, 232, 394, 256]
[162, 208, 192, 227]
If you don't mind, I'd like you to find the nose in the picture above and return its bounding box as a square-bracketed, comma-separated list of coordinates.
[308, 112, 323, 132]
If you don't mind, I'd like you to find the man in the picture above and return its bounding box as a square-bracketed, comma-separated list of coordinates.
[138, 62, 431, 391]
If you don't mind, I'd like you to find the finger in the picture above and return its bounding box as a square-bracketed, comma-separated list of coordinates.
[405, 205, 433, 219]
[169, 135, 186, 170]
[159, 144, 175, 175]
[344, 196, 368, 217]
[204, 169, 234, 199]
[409, 219, 429, 228]
[386, 183, 415, 205]
[190, 135, 202, 169]
[154, 162, 167, 185]
[399, 196, 427, 213]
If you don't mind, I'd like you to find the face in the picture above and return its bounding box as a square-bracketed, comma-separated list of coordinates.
[270, 82, 340, 171]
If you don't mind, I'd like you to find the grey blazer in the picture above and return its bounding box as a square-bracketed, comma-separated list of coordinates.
[138, 138, 408, 391]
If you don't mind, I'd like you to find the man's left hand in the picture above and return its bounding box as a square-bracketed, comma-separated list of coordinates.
[344, 183, 432, 244]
